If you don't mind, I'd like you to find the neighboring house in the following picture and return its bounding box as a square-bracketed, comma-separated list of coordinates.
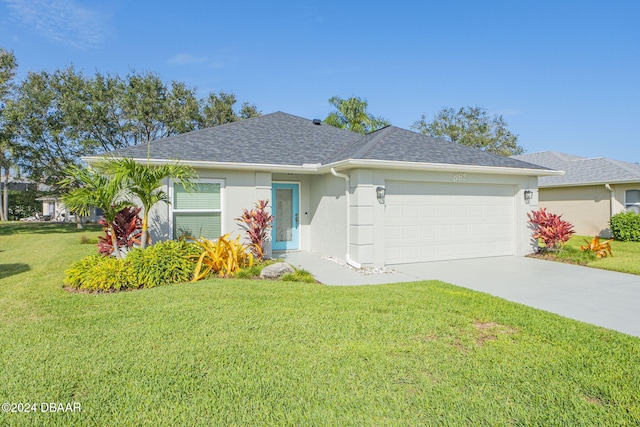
[87, 112, 559, 266]
[513, 151, 640, 237]
[35, 196, 102, 222]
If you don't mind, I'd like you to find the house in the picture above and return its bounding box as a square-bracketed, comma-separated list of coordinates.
[35, 196, 102, 222]
[512, 151, 640, 237]
[88, 112, 560, 266]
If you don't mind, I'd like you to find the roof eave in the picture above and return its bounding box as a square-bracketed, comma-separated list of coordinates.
[540, 179, 640, 188]
[323, 159, 564, 176]
[82, 156, 323, 174]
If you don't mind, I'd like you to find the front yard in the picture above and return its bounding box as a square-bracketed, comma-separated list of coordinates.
[1, 223, 640, 426]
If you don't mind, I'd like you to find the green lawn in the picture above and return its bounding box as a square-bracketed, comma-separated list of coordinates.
[563, 235, 640, 275]
[1, 223, 640, 426]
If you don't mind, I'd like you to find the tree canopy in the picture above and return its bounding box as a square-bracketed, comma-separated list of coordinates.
[412, 106, 525, 156]
[0, 47, 18, 221]
[1, 50, 261, 190]
[324, 96, 390, 134]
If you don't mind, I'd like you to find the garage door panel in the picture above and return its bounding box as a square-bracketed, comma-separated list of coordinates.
[385, 181, 515, 264]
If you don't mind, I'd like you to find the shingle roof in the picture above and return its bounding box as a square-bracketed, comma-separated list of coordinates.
[112, 112, 362, 165]
[110, 111, 550, 171]
[512, 151, 640, 186]
[326, 126, 549, 169]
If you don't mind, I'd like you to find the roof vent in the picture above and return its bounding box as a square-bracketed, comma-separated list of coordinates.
[312, 119, 321, 125]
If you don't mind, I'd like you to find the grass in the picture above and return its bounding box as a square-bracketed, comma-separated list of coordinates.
[546, 235, 640, 275]
[1, 223, 640, 425]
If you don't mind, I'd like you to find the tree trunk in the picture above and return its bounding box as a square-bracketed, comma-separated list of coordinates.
[140, 214, 148, 249]
[1, 167, 8, 221]
[110, 224, 121, 259]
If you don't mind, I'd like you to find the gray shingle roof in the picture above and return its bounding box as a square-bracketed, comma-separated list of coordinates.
[109, 111, 550, 171]
[512, 151, 640, 186]
[326, 126, 549, 169]
[112, 112, 362, 165]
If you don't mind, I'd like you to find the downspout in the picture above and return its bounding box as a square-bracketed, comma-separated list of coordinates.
[330, 168, 362, 269]
[605, 183, 615, 220]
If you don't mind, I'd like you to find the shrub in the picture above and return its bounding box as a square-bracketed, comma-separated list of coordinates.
[235, 200, 274, 260]
[610, 212, 640, 242]
[64, 255, 135, 292]
[127, 240, 200, 288]
[527, 208, 575, 251]
[98, 206, 142, 256]
[65, 240, 199, 292]
[191, 233, 253, 280]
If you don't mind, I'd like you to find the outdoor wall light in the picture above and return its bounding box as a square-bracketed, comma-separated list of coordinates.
[524, 190, 533, 202]
[376, 186, 386, 204]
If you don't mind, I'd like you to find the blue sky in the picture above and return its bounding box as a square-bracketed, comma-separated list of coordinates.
[1, 0, 638, 162]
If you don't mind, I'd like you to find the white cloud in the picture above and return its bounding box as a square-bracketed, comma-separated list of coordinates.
[2, 0, 109, 50]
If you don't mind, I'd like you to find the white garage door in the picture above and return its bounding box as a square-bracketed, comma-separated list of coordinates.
[384, 181, 515, 264]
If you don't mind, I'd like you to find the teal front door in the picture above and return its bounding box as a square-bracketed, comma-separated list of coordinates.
[272, 183, 299, 251]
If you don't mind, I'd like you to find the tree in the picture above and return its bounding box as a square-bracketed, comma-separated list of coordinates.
[0, 47, 18, 221]
[199, 91, 261, 128]
[100, 158, 197, 249]
[324, 96, 390, 134]
[412, 106, 524, 156]
[60, 163, 132, 258]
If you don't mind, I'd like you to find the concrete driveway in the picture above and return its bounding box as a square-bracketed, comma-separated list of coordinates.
[280, 252, 640, 338]
[394, 257, 640, 338]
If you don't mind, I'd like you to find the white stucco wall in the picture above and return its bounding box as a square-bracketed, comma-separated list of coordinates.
[348, 168, 539, 266]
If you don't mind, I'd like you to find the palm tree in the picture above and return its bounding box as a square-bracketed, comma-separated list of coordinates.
[103, 158, 197, 248]
[60, 164, 132, 258]
[324, 96, 390, 134]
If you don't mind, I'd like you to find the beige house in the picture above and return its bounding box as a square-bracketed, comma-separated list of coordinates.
[92, 112, 561, 266]
[513, 152, 640, 237]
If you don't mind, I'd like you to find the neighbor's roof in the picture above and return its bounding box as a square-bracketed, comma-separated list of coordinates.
[512, 151, 640, 187]
[102, 112, 553, 174]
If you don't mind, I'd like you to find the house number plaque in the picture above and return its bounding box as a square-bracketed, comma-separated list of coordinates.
[453, 173, 467, 182]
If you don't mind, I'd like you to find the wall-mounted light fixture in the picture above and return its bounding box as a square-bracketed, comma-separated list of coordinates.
[524, 190, 533, 202]
[376, 186, 386, 204]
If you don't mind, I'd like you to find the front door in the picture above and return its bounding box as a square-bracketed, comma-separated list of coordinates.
[272, 183, 299, 250]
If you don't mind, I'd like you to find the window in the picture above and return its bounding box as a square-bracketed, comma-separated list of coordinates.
[172, 180, 223, 239]
[626, 190, 640, 213]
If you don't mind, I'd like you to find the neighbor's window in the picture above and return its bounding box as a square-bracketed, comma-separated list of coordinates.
[626, 190, 640, 213]
[172, 180, 223, 239]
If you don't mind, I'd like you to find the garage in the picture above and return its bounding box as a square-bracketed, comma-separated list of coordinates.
[384, 181, 516, 264]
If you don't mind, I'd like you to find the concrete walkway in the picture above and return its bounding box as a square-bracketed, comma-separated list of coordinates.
[279, 252, 640, 338]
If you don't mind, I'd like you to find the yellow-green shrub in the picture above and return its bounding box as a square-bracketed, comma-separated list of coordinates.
[64, 254, 135, 292]
[127, 240, 200, 288]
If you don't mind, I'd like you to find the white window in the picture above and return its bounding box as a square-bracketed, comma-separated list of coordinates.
[172, 180, 224, 239]
[626, 190, 640, 213]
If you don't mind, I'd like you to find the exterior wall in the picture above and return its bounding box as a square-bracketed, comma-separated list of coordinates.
[148, 169, 272, 248]
[539, 183, 640, 237]
[539, 185, 612, 236]
[307, 173, 348, 260]
[349, 168, 538, 266]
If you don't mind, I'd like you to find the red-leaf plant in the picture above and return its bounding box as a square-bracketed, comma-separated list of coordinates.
[527, 208, 575, 251]
[235, 200, 274, 260]
[98, 206, 143, 257]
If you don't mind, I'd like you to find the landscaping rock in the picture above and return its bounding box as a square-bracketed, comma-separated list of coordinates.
[260, 262, 295, 279]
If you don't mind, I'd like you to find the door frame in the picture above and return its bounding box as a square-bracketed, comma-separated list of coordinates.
[271, 182, 300, 251]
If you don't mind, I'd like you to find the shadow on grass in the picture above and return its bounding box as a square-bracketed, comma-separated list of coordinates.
[0, 263, 30, 279]
[0, 222, 102, 236]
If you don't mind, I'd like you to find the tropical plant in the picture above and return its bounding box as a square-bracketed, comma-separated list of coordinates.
[191, 233, 253, 280]
[527, 208, 575, 251]
[235, 199, 274, 259]
[101, 157, 197, 248]
[610, 211, 640, 242]
[126, 240, 200, 288]
[59, 164, 132, 258]
[64, 254, 135, 292]
[580, 236, 613, 258]
[97, 206, 142, 257]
